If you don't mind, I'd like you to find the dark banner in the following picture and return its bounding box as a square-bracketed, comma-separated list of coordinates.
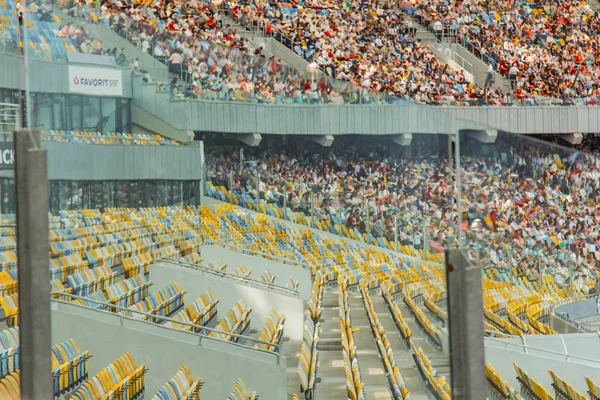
[0, 142, 15, 169]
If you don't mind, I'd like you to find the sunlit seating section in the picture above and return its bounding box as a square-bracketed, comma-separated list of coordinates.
[122, 253, 154, 278]
[66, 266, 116, 297]
[298, 279, 323, 395]
[410, 342, 451, 400]
[0, 327, 18, 379]
[254, 309, 285, 351]
[0, 294, 18, 327]
[126, 282, 186, 322]
[207, 259, 228, 272]
[208, 299, 252, 341]
[381, 282, 412, 342]
[227, 378, 258, 400]
[51, 339, 89, 396]
[338, 277, 365, 400]
[0, 370, 20, 399]
[258, 270, 275, 285]
[486, 363, 521, 399]
[164, 290, 219, 331]
[152, 365, 201, 400]
[180, 252, 203, 265]
[40, 130, 181, 146]
[549, 370, 587, 400]
[514, 363, 555, 400]
[105, 274, 151, 309]
[50, 254, 89, 283]
[360, 281, 411, 399]
[402, 289, 443, 349]
[231, 265, 251, 279]
[586, 377, 600, 400]
[70, 352, 146, 400]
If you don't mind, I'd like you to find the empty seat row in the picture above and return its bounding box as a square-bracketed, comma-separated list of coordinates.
[122, 253, 154, 278]
[254, 309, 285, 351]
[359, 282, 410, 399]
[410, 342, 451, 400]
[70, 352, 146, 400]
[231, 265, 251, 279]
[258, 271, 275, 284]
[209, 299, 252, 342]
[0, 273, 17, 297]
[207, 259, 228, 272]
[587, 377, 600, 400]
[152, 365, 202, 400]
[164, 290, 219, 331]
[52, 339, 89, 396]
[514, 363, 555, 400]
[227, 378, 258, 400]
[152, 245, 180, 261]
[423, 292, 447, 322]
[180, 252, 203, 265]
[105, 274, 151, 309]
[298, 279, 323, 395]
[0, 370, 19, 399]
[179, 239, 201, 256]
[66, 266, 116, 297]
[381, 282, 412, 342]
[338, 277, 365, 400]
[402, 290, 443, 349]
[0, 328, 18, 379]
[549, 369, 586, 400]
[485, 362, 520, 399]
[0, 294, 18, 327]
[50, 253, 89, 283]
[126, 282, 186, 322]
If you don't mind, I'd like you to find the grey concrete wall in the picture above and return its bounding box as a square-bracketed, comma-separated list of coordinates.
[51, 301, 287, 399]
[199, 244, 312, 300]
[42, 141, 202, 181]
[150, 262, 305, 340]
[0, 54, 132, 97]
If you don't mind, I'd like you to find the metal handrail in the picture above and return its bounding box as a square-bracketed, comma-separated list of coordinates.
[485, 336, 600, 364]
[51, 291, 281, 357]
[203, 239, 308, 269]
[159, 257, 300, 296]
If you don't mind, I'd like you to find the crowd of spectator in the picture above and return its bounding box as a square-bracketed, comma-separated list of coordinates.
[404, 0, 600, 105]
[206, 135, 600, 293]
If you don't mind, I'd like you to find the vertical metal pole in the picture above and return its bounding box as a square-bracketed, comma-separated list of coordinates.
[229, 172, 234, 205]
[365, 201, 370, 239]
[199, 141, 204, 206]
[570, 264, 574, 303]
[283, 182, 287, 220]
[16, 130, 52, 398]
[446, 248, 486, 399]
[255, 172, 260, 210]
[423, 217, 429, 261]
[454, 119, 463, 246]
[310, 190, 315, 228]
[338, 203, 343, 236]
[394, 214, 398, 252]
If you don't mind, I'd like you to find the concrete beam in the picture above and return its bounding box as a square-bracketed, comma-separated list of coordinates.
[308, 135, 334, 147]
[562, 133, 583, 145]
[463, 129, 498, 143]
[231, 133, 262, 147]
[390, 133, 413, 146]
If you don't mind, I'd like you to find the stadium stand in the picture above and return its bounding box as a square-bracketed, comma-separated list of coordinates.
[152, 365, 202, 400]
[228, 378, 258, 400]
[297, 278, 322, 396]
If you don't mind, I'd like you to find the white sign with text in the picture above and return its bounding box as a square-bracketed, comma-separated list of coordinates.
[68, 65, 123, 96]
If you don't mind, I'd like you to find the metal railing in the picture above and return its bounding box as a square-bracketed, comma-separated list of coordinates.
[159, 257, 300, 296]
[485, 336, 600, 364]
[51, 291, 282, 361]
[203, 239, 308, 269]
[551, 294, 600, 333]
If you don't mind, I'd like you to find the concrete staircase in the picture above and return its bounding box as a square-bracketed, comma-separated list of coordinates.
[349, 291, 393, 399]
[314, 289, 347, 400]
[398, 11, 512, 91]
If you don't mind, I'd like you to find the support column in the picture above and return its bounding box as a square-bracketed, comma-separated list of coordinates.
[446, 248, 486, 400]
[16, 130, 52, 399]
